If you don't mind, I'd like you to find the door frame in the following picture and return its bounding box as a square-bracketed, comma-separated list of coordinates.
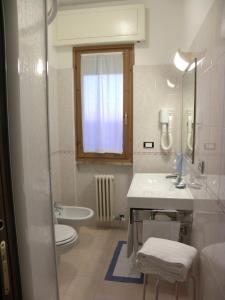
[0, 0, 22, 299]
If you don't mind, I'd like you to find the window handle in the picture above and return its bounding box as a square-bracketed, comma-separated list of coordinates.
[124, 113, 128, 125]
[0, 241, 10, 296]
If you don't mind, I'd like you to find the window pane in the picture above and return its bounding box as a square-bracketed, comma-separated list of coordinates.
[81, 52, 123, 154]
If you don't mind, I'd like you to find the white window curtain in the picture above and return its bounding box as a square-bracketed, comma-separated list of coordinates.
[81, 52, 123, 153]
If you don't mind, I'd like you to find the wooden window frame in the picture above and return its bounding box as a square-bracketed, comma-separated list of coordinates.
[73, 44, 134, 163]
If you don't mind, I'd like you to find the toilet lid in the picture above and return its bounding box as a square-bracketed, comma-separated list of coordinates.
[55, 224, 78, 246]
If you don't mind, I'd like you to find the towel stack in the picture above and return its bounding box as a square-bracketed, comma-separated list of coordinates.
[136, 237, 197, 283]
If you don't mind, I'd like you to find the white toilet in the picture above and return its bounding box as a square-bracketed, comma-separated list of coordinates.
[54, 224, 78, 257]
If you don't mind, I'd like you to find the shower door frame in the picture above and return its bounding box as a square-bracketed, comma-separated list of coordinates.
[0, 0, 22, 298]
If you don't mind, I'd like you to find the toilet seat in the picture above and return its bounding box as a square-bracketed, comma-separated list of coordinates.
[55, 224, 78, 246]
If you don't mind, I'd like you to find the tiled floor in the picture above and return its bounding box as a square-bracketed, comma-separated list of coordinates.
[58, 226, 192, 300]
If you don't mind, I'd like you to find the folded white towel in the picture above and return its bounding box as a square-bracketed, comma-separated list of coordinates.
[136, 237, 197, 283]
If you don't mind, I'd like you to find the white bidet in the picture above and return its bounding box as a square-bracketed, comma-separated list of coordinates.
[55, 205, 94, 233]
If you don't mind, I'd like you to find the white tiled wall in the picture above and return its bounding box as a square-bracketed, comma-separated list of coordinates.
[183, 0, 225, 299]
[76, 164, 133, 223]
[48, 62, 133, 218]
[133, 65, 182, 173]
[47, 0, 184, 221]
[48, 66, 62, 203]
[48, 64, 77, 206]
[48, 62, 182, 222]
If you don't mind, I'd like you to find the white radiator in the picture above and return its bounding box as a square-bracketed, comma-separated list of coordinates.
[94, 175, 114, 221]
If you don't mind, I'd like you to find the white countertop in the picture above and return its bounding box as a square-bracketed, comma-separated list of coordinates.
[127, 173, 193, 210]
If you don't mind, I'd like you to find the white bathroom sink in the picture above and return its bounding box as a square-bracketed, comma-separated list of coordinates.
[127, 173, 193, 210]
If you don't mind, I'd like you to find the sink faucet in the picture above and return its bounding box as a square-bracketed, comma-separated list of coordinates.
[165, 174, 179, 179]
[54, 201, 63, 214]
[166, 173, 186, 189]
[175, 174, 186, 189]
[54, 201, 62, 208]
[166, 153, 186, 189]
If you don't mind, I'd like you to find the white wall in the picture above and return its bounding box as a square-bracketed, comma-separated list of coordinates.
[48, 0, 184, 223]
[134, 0, 183, 65]
[182, 0, 215, 50]
[133, 65, 182, 173]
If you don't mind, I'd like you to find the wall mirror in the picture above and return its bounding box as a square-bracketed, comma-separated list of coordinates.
[181, 58, 197, 164]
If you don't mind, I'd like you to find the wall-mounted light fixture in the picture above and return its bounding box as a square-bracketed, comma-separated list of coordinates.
[173, 49, 205, 72]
